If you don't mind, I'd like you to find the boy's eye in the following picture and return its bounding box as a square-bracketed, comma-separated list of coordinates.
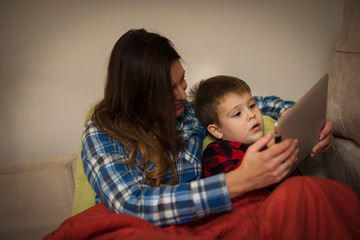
[233, 112, 241, 117]
[249, 104, 256, 109]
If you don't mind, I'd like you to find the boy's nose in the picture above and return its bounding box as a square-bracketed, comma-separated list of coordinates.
[247, 111, 256, 121]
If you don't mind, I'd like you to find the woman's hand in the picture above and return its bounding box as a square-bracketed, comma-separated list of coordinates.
[225, 131, 299, 199]
[310, 120, 334, 157]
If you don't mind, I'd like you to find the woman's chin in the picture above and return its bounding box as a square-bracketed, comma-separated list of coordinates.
[175, 106, 184, 117]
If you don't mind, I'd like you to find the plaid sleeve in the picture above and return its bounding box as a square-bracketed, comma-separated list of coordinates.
[254, 95, 295, 120]
[202, 141, 247, 178]
[174, 100, 207, 182]
[177, 100, 206, 140]
[81, 117, 231, 227]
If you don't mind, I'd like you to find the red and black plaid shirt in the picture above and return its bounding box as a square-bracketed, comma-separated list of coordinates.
[202, 140, 249, 178]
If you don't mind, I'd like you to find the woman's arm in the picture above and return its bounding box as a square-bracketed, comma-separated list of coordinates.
[81, 101, 232, 227]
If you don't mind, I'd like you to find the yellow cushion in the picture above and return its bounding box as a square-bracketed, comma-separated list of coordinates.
[201, 115, 276, 153]
[71, 108, 96, 216]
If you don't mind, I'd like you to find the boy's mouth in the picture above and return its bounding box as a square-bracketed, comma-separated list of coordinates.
[251, 123, 260, 132]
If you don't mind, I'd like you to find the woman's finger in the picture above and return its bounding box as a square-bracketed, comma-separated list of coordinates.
[269, 138, 298, 165]
[247, 130, 273, 153]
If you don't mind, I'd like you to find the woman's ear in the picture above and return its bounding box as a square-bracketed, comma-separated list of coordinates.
[207, 124, 223, 139]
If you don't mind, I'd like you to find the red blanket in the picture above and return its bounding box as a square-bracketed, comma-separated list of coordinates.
[45, 177, 360, 240]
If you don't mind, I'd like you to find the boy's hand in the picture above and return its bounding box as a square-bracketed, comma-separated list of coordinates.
[310, 120, 334, 157]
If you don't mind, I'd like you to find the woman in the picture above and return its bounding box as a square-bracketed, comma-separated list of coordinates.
[81, 29, 354, 233]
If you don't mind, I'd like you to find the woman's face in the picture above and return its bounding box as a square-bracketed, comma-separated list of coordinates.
[170, 60, 187, 117]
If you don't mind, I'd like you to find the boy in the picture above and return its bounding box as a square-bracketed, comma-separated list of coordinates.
[190, 75, 284, 177]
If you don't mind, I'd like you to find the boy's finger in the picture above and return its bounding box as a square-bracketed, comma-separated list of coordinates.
[319, 120, 333, 140]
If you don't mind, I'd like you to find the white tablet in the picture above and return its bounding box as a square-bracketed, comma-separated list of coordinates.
[276, 74, 328, 174]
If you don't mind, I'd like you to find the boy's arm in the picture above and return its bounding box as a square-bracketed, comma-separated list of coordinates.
[254, 96, 295, 120]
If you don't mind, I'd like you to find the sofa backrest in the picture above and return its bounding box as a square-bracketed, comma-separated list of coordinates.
[328, 0, 360, 146]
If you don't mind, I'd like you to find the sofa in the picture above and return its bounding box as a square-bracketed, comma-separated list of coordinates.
[0, 0, 359, 239]
[301, 0, 360, 195]
[0, 154, 77, 240]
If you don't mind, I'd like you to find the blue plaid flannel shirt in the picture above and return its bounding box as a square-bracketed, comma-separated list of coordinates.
[82, 96, 294, 226]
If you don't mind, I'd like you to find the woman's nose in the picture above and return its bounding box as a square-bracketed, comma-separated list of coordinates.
[174, 80, 187, 100]
[174, 86, 186, 100]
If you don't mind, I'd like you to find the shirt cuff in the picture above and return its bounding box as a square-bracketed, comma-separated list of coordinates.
[190, 173, 232, 217]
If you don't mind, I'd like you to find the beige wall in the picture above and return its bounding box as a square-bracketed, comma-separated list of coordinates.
[0, 0, 344, 162]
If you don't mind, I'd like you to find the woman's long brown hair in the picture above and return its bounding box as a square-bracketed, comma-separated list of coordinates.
[92, 29, 182, 187]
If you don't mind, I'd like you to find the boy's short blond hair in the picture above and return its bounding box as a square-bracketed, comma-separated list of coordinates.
[189, 75, 251, 128]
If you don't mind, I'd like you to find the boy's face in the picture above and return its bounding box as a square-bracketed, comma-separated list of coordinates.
[208, 92, 264, 144]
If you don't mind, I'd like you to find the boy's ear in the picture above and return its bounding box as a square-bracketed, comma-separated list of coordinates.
[207, 124, 223, 139]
